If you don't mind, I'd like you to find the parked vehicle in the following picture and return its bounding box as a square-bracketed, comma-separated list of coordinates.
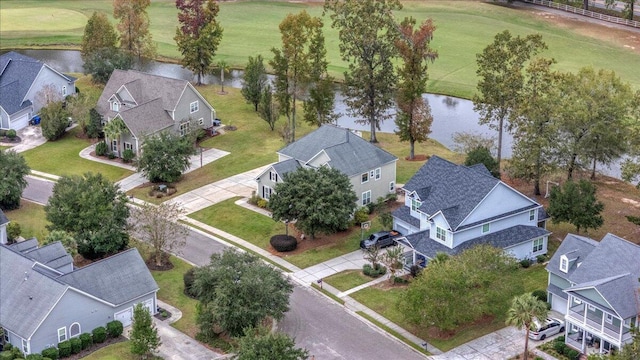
[529, 318, 565, 340]
[360, 231, 401, 249]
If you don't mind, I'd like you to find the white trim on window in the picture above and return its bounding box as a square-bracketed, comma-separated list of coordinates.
[436, 227, 447, 242]
[62, 86, 67, 96]
[529, 209, 536, 221]
[389, 181, 395, 192]
[605, 314, 613, 324]
[411, 198, 421, 212]
[124, 142, 133, 151]
[533, 238, 544, 252]
[361, 172, 369, 184]
[263, 186, 272, 200]
[574, 297, 582, 305]
[362, 190, 371, 206]
[560, 255, 569, 273]
[198, 117, 204, 126]
[180, 122, 190, 137]
[269, 171, 278, 182]
[22, 338, 29, 354]
[190, 101, 199, 113]
[111, 139, 118, 152]
[112, 102, 119, 111]
[482, 223, 490, 233]
[69, 322, 81, 338]
[374, 168, 381, 180]
[57, 327, 67, 343]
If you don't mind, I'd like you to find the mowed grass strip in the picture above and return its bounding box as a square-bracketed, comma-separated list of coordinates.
[80, 341, 136, 360]
[0, 8, 87, 32]
[323, 270, 372, 292]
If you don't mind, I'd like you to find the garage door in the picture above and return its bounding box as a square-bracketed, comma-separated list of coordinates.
[551, 293, 567, 314]
[114, 308, 133, 327]
[140, 299, 155, 314]
[395, 224, 409, 236]
[11, 113, 29, 130]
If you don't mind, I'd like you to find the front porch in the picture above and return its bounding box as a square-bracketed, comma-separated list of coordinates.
[565, 321, 620, 356]
[566, 302, 633, 344]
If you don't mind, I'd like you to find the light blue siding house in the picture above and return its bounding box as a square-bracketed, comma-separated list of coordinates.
[393, 156, 550, 266]
[546, 233, 640, 356]
[0, 237, 158, 355]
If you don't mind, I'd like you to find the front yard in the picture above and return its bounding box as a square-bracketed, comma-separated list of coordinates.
[4, 200, 49, 239]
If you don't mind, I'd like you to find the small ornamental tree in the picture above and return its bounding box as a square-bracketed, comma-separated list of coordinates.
[464, 146, 500, 178]
[40, 101, 70, 141]
[547, 180, 604, 233]
[130, 303, 161, 359]
[137, 131, 197, 183]
[0, 150, 30, 210]
[234, 326, 309, 360]
[270, 167, 358, 239]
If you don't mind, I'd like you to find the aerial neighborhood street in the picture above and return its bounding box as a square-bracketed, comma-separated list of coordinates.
[1, 1, 640, 360]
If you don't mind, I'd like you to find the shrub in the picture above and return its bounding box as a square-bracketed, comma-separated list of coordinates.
[92, 327, 107, 343]
[248, 191, 260, 205]
[106, 320, 123, 338]
[353, 207, 369, 225]
[567, 349, 579, 359]
[393, 276, 409, 284]
[386, 193, 398, 202]
[363, 264, 387, 278]
[26, 354, 44, 360]
[0, 351, 14, 360]
[7, 129, 17, 140]
[563, 344, 574, 356]
[553, 339, 566, 354]
[556, 335, 565, 343]
[2, 344, 12, 352]
[69, 338, 81, 355]
[256, 198, 268, 208]
[10, 346, 24, 359]
[410, 265, 422, 277]
[41, 347, 59, 360]
[183, 267, 198, 298]
[270, 235, 297, 252]
[536, 254, 547, 263]
[107, 152, 116, 159]
[79, 333, 92, 350]
[95, 142, 108, 156]
[121, 149, 135, 163]
[379, 211, 393, 231]
[519, 258, 531, 268]
[57, 341, 71, 358]
[531, 289, 547, 302]
[7, 222, 21, 243]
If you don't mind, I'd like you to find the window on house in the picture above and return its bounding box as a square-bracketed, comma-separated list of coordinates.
[533, 238, 544, 252]
[362, 190, 371, 206]
[190, 101, 199, 113]
[62, 86, 67, 96]
[361, 172, 369, 183]
[411, 198, 421, 212]
[560, 256, 568, 273]
[111, 139, 118, 152]
[482, 223, 490, 233]
[375, 168, 381, 180]
[69, 323, 80, 338]
[587, 304, 596, 312]
[124, 142, 133, 151]
[57, 327, 66, 343]
[605, 314, 613, 324]
[369, 170, 375, 179]
[112, 102, 119, 111]
[269, 171, 278, 182]
[529, 209, 536, 221]
[180, 122, 190, 137]
[436, 227, 447, 242]
[198, 118, 204, 126]
[574, 298, 582, 305]
[389, 181, 395, 192]
[263, 186, 272, 200]
[22, 338, 28, 354]
[3, 328, 8, 342]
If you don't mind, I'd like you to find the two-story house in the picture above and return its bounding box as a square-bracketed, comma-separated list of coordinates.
[255, 125, 398, 207]
[0, 51, 76, 130]
[393, 156, 550, 266]
[546, 233, 640, 355]
[96, 70, 215, 157]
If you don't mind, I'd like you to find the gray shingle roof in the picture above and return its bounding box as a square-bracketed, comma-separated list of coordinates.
[277, 125, 397, 177]
[403, 225, 549, 259]
[545, 233, 598, 279]
[272, 158, 303, 177]
[392, 206, 420, 229]
[403, 156, 501, 230]
[8, 238, 39, 252]
[117, 98, 175, 138]
[20, 242, 73, 273]
[58, 248, 158, 306]
[0, 209, 8, 225]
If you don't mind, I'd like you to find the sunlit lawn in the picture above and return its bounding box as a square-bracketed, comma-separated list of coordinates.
[4, 200, 49, 240]
[323, 270, 372, 292]
[80, 341, 136, 360]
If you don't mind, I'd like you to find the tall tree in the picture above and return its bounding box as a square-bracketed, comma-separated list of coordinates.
[394, 17, 438, 160]
[241, 55, 267, 112]
[270, 167, 358, 240]
[605, 0, 637, 20]
[193, 249, 293, 337]
[547, 180, 604, 234]
[505, 294, 549, 360]
[216, 59, 230, 94]
[113, 0, 156, 59]
[174, 0, 224, 85]
[81, 11, 118, 61]
[257, 85, 279, 131]
[83, 47, 133, 84]
[136, 131, 197, 183]
[622, 91, 640, 187]
[473, 30, 546, 171]
[45, 172, 130, 259]
[325, 0, 402, 143]
[270, 11, 324, 143]
[302, 17, 336, 128]
[508, 57, 560, 195]
[0, 150, 30, 210]
[234, 326, 309, 360]
[130, 303, 161, 359]
[555, 67, 633, 180]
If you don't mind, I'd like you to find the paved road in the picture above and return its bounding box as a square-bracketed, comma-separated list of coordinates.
[22, 176, 55, 205]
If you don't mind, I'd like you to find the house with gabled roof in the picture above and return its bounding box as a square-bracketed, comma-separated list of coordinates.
[0, 51, 76, 130]
[96, 69, 215, 157]
[393, 156, 550, 266]
[0, 209, 8, 245]
[255, 125, 398, 207]
[546, 233, 640, 355]
[0, 241, 158, 355]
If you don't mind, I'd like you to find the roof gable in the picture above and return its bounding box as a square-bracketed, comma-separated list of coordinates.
[0, 52, 43, 115]
[116, 98, 174, 138]
[0, 209, 9, 225]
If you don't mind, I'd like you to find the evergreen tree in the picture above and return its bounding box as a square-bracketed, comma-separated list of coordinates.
[241, 55, 268, 112]
[81, 12, 118, 61]
[0, 150, 30, 210]
[547, 180, 604, 233]
[130, 303, 161, 359]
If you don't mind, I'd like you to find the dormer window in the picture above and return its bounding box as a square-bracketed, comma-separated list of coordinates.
[112, 102, 119, 111]
[560, 255, 569, 273]
[411, 198, 421, 212]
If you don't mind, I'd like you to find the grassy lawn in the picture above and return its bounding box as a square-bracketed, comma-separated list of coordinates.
[2, 1, 639, 99]
[323, 270, 372, 292]
[350, 264, 548, 352]
[80, 341, 135, 360]
[4, 201, 49, 240]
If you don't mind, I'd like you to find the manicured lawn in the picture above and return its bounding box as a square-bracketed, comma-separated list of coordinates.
[2, 1, 639, 99]
[350, 264, 549, 352]
[80, 341, 135, 360]
[4, 201, 49, 240]
[323, 270, 372, 292]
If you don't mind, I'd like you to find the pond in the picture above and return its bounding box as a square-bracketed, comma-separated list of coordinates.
[4, 49, 621, 178]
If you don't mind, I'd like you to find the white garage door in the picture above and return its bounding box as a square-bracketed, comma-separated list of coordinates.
[551, 294, 567, 314]
[395, 224, 409, 236]
[11, 113, 29, 130]
[140, 299, 155, 314]
[114, 308, 133, 327]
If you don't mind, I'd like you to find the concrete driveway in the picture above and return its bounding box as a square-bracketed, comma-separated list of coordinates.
[3, 126, 47, 153]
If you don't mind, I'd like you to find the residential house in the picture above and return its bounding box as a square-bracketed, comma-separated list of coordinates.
[0, 51, 76, 130]
[255, 125, 398, 207]
[0, 209, 7, 245]
[546, 233, 640, 355]
[394, 156, 550, 266]
[0, 240, 158, 355]
[95, 70, 215, 157]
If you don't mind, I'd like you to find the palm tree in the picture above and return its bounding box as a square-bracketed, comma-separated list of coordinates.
[216, 60, 230, 94]
[505, 293, 549, 360]
[102, 117, 127, 155]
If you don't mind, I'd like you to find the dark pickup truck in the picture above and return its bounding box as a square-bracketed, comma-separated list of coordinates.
[360, 231, 402, 249]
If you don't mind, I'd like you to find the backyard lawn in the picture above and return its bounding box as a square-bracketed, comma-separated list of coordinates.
[4, 201, 49, 240]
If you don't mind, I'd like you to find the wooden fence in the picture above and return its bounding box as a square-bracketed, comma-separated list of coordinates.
[522, 0, 640, 28]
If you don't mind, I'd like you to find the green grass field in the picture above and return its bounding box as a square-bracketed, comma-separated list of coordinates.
[1, 1, 639, 98]
[4, 201, 49, 240]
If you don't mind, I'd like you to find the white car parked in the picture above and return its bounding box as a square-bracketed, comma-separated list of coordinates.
[529, 318, 565, 341]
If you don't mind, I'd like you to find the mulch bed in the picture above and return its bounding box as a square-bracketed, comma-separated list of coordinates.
[145, 253, 175, 271]
[0, 136, 21, 144]
[154, 307, 172, 321]
[64, 336, 126, 360]
[405, 154, 429, 161]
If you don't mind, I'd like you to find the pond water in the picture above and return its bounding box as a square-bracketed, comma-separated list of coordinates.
[5, 49, 621, 178]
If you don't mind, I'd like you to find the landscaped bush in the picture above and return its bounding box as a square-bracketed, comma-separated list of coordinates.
[26, 354, 44, 360]
[107, 152, 116, 159]
[121, 149, 135, 163]
[353, 207, 369, 225]
[556, 335, 565, 342]
[410, 265, 422, 277]
[57, 340, 71, 358]
[563, 345, 575, 357]
[11, 346, 25, 359]
[79, 333, 92, 350]
[7, 129, 17, 140]
[393, 276, 409, 284]
[270, 235, 297, 252]
[248, 191, 260, 206]
[256, 198, 268, 208]
[553, 339, 567, 354]
[3, 343, 12, 351]
[69, 338, 81, 354]
[91, 327, 107, 343]
[531, 289, 547, 302]
[95, 142, 107, 156]
[106, 320, 123, 338]
[536, 254, 547, 263]
[40, 347, 58, 360]
[7, 222, 21, 243]
[519, 258, 531, 268]
[566, 349, 579, 359]
[0, 351, 14, 360]
[183, 267, 198, 298]
[363, 264, 387, 278]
